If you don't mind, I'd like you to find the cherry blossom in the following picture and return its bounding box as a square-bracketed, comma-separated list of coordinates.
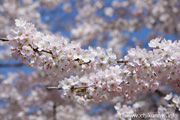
[1, 0, 180, 119]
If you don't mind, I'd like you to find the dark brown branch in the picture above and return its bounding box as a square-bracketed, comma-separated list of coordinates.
[0, 38, 9, 42]
[117, 59, 128, 64]
[154, 90, 166, 97]
[47, 85, 95, 91]
[0, 63, 24, 67]
[41, 49, 52, 54]
[53, 102, 57, 120]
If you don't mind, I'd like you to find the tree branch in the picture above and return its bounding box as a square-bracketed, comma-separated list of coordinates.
[46, 85, 95, 91]
[154, 90, 166, 97]
[47, 86, 62, 90]
[53, 102, 57, 120]
[0, 38, 129, 65]
[0, 38, 9, 42]
[0, 37, 52, 54]
[117, 59, 128, 64]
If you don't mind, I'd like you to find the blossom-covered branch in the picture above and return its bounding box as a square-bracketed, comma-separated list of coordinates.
[3, 19, 180, 104]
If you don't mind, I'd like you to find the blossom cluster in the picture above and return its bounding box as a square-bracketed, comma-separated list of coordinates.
[114, 103, 135, 120]
[1, 1, 180, 119]
[0, 71, 117, 120]
[6, 19, 180, 104]
[58, 66, 122, 103]
[164, 92, 180, 111]
[7, 19, 117, 80]
[114, 92, 180, 120]
[59, 38, 180, 103]
[1, 70, 180, 120]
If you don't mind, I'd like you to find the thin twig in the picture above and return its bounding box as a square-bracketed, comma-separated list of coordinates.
[117, 59, 128, 64]
[53, 102, 57, 120]
[41, 49, 52, 54]
[47, 85, 95, 91]
[47, 86, 62, 90]
[0, 38, 9, 42]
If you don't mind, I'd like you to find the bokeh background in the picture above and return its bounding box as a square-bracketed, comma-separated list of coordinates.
[0, 0, 180, 120]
